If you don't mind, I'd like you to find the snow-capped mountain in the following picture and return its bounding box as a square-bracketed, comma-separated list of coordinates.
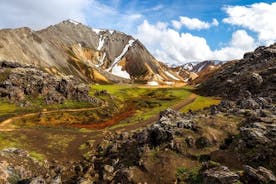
[171, 60, 224, 83]
[0, 20, 182, 84]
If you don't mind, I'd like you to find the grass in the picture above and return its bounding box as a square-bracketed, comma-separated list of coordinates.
[91, 84, 194, 129]
[0, 100, 18, 117]
[181, 96, 221, 113]
[176, 167, 203, 184]
[47, 134, 75, 153]
[0, 132, 28, 150]
[29, 151, 46, 162]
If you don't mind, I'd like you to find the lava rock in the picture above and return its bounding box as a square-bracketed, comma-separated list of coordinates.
[203, 166, 239, 184]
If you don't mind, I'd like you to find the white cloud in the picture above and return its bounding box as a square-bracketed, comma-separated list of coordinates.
[213, 30, 256, 60]
[0, 0, 90, 30]
[230, 30, 255, 50]
[85, 0, 143, 34]
[223, 2, 276, 44]
[172, 16, 219, 30]
[136, 20, 255, 64]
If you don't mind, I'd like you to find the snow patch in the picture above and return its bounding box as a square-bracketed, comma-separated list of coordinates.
[97, 35, 105, 50]
[165, 71, 180, 81]
[107, 39, 135, 71]
[147, 81, 159, 86]
[92, 28, 103, 35]
[68, 19, 80, 25]
[111, 63, 130, 79]
[109, 30, 115, 34]
[182, 62, 198, 71]
[164, 81, 175, 85]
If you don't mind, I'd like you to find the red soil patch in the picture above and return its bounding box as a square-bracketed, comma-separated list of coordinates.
[72, 109, 136, 129]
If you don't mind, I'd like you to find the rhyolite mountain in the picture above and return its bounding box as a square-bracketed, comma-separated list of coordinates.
[0, 20, 182, 84]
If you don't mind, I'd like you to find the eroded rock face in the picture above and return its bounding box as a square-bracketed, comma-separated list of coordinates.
[0, 61, 101, 105]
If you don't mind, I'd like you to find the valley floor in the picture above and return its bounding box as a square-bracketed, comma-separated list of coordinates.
[0, 84, 220, 162]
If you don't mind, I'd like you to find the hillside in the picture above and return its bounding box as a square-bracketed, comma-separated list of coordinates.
[198, 43, 276, 99]
[0, 20, 182, 84]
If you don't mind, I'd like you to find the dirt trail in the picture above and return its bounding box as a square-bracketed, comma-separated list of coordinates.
[0, 106, 103, 131]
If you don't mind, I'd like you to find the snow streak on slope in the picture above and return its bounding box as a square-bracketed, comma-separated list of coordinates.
[107, 39, 135, 79]
[147, 81, 159, 86]
[97, 35, 105, 50]
[96, 52, 106, 67]
[165, 71, 180, 81]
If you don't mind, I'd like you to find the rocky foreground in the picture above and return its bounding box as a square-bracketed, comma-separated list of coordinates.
[0, 61, 100, 105]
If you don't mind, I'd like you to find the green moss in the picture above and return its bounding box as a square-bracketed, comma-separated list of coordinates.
[0, 133, 27, 150]
[0, 100, 18, 117]
[176, 167, 203, 184]
[29, 151, 45, 162]
[181, 96, 220, 113]
[0, 69, 11, 82]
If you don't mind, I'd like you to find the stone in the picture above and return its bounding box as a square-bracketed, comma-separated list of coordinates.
[203, 166, 239, 184]
[240, 127, 270, 146]
[29, 176, 47, 184]
[148, 124, 173, 147]
[243, 165, 276, 183]
[104, 165, 114, 173]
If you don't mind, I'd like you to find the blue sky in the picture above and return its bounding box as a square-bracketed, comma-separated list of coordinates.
[0, 0, 275, 63]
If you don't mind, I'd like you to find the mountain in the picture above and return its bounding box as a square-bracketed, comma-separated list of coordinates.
[0, 20, 182, 84]
[171, 60, 224, 83]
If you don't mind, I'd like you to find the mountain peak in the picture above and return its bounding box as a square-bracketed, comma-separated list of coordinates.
[63, 19, 82, 25]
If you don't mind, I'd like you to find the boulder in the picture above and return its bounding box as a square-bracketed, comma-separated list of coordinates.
[243, 165, 276, 183]
[203, 166, 239, 184]
[240, 127, 270, 146]
[148, 124, 173, 147]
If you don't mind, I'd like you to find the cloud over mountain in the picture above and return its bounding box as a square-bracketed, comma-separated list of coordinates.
[136, 20, 255, 63]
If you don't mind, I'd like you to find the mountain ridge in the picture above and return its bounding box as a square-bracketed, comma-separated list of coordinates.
[0, 20, 183, 84]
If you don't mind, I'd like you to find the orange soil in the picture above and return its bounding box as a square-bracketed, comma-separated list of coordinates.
[72, 109, 136, 129]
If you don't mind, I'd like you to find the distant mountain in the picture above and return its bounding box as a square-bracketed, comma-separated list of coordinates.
[0, 20, 182, 84]
[170, 60, 224, 83]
